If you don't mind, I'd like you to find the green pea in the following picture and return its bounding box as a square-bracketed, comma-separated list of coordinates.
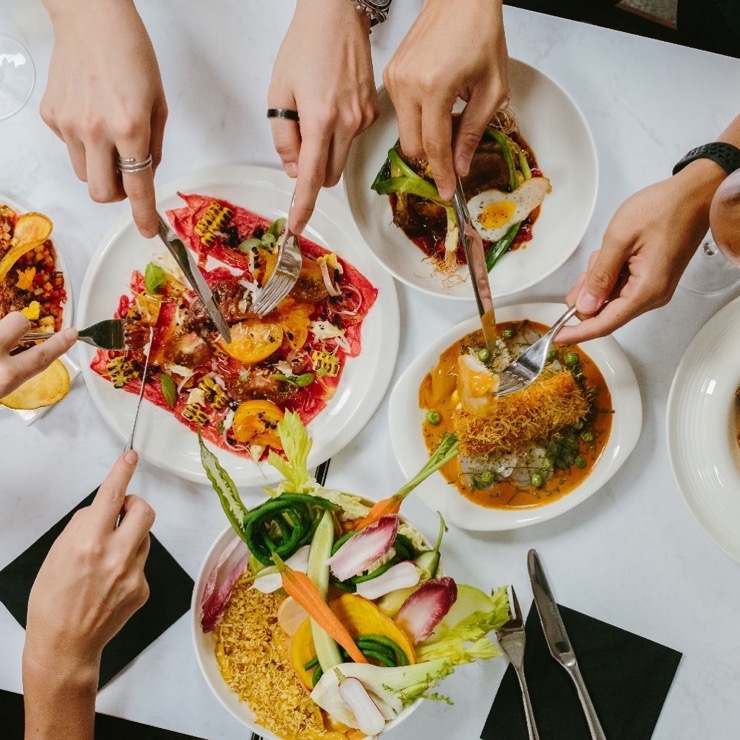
[295, 372, 315, 387]
[477, 347, 491, 362]
[530, 472, 544, 488]
[426, 409, 441, 425]
[479, 470, 495, 486]
[546, 348, 557, 362]
[581, 431, 594, 443]
[575, 456, 587, 469]
[503, 327, 516, 339]
[564, 351, 580, 366]
[572, 420, 584, 431]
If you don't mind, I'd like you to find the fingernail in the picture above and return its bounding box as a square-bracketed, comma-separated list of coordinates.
[124, 450, 138, 465]
[285, 162, 298, 178]
[63, 327, 78, 341]
[577, 291, 601, 314]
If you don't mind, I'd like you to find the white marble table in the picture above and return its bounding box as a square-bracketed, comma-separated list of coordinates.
[2, 2, 740, 738]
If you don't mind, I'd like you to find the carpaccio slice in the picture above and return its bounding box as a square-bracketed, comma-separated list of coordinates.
[90, 192, 378, 461]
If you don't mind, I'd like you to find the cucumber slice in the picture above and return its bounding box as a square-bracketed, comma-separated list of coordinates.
[308, 511, 342, 671]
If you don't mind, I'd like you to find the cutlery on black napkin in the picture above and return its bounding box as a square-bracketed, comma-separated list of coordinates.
[482, 602, 682, 740]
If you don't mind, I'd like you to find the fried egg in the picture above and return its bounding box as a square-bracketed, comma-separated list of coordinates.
[467, 176, 551, 242]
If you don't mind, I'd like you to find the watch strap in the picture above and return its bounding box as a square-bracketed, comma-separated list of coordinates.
[672, 142, 740, 176]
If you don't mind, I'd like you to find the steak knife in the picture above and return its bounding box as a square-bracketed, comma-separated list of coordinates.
[451, 176, 497, 351]
[156, 212, 231, 343]
[528, 549, 607, 740]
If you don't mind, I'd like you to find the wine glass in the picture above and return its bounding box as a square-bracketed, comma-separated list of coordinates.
[0, 34, 35, 121]
[678, 168, 740, 296]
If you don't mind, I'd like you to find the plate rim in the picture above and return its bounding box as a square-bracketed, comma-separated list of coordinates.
[344, 57, 599, 301]
[388, 301, 642, 531]
[77, 164, 399, 486]
[666, 295, 740, 562]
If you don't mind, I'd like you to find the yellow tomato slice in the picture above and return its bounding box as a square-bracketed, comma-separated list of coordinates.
[273, 298, 313, 353]
[232, 399, 284, 447]
[218, 319, 284, 364]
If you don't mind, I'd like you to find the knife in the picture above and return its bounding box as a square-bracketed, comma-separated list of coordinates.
[527, 549, 607, 740]
[451, 176, 497, 351]
[156, 212, 231, 343]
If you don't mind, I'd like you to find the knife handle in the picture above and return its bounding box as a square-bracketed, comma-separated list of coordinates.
[569, 662, 607, 740]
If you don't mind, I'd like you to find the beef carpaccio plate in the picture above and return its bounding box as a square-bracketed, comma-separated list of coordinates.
[91, 193, 377, 460]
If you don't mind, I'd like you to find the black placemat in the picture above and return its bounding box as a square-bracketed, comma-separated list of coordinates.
[0, 688, 204, 740]
[0, 488, 194, 688]
[482, 603, 681, 739]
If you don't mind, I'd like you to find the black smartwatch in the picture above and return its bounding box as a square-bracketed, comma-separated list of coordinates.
[672, 142, 740, 176]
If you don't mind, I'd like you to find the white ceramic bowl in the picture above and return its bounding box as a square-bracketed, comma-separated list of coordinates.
[388, 303, 642, 531]
[344, 59, 598, 300]
[192, 517, 427, 738]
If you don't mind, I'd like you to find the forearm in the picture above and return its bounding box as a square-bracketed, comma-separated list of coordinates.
[23, 652, 99, 740]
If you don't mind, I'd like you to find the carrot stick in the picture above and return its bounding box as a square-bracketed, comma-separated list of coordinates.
[352, 496, 402, 531]
[272, 554, 367, 664]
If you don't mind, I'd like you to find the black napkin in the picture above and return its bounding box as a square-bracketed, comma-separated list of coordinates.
[482, 603, 681, 740]
[0, 489, 194, 688]
[0, 688, 204, 740]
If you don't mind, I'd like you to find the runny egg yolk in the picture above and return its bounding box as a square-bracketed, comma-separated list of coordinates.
[477, 200, 517, 232]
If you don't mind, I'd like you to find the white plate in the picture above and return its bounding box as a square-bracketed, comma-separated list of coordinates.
[0, 193, 77, 425]
[344, 59, 598, 300]
[78, 165, 399, 486]
[667, 296, 740, 562]
[192, 520, 425, 738]
[388, 303, 642, 531]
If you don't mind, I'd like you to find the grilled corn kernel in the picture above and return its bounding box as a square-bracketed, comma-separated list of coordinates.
[183, 404, 209, 425]
[199, 376, 228, 410]
[106, 356, 139, 388]
[194, 202, 233, 247]
[312, 349, 340, 378]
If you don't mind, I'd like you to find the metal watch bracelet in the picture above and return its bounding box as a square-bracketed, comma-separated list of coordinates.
[352, 0, 392, 25]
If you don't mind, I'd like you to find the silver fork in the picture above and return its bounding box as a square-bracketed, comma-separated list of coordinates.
[496, 304, 577, 396]
[496, 585, 540, 740]
[20, 318, 142, 351]
[251, 190, 303, 316]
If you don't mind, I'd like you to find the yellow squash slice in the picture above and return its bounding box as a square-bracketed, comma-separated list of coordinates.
[0, 212, 54, 282]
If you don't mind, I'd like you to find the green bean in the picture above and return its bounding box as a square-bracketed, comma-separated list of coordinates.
[360, 649, 395, 667]
[312, 665, 324, 687]
[303, 656, 319, 671]
[243, 493, 335, 565]
[486, 222, 521, 271]
[358, 635, 409, 666]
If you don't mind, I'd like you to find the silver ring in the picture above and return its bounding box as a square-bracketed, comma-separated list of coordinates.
[116, 153, 153, 174]
[266, 108, 300, 122]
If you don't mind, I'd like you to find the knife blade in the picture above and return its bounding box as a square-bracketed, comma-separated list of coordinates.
[451, 177, 497, 351]
[156, 212, 231, 343]
[527, 549, 607, 740]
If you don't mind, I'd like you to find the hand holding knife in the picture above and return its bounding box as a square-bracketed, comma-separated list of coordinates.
[528, 549, 607, 740]
[155, 212, 231, 343]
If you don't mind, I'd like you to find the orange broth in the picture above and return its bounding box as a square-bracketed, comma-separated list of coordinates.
[419, 321, 613, 509]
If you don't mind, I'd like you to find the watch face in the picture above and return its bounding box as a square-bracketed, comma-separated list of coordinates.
[367, 0, 392, 9]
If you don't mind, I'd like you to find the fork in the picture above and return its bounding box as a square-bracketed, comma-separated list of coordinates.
[21, 318, 140, 351]
[496, 304, 577, 396]
[496, 585, 540, 740]
[251, 190, 303, 316]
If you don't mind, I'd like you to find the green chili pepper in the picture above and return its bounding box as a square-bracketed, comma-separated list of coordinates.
[483, 128, 518, 191]
[486, 222, 521, 271]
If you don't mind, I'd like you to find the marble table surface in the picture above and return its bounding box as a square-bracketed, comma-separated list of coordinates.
[1, 1, 740, 738]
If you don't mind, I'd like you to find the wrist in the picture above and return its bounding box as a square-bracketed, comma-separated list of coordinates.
[23, 642, 101, 692]
[672, 158, 727, 211]
[44, 0, 134, 24]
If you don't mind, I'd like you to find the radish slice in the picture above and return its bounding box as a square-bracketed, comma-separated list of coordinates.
[319, 259, 342, 297]
[277, 596, 309, 636]
[337, 672, 386, 737]
[395, 577, 458, 643]
[200, 538, 249, 632]
[326, 515, 399, 582]
[253, 545, 311, 593]
[355, 561, 421, 601]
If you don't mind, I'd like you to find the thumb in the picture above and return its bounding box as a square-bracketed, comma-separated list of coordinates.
[575, 244, 627, 316]
[452, 92, 497, 177]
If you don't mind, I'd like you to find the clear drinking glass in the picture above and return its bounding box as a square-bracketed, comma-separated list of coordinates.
[0, 34, 35, 121]
[679, 168, 740, 295]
